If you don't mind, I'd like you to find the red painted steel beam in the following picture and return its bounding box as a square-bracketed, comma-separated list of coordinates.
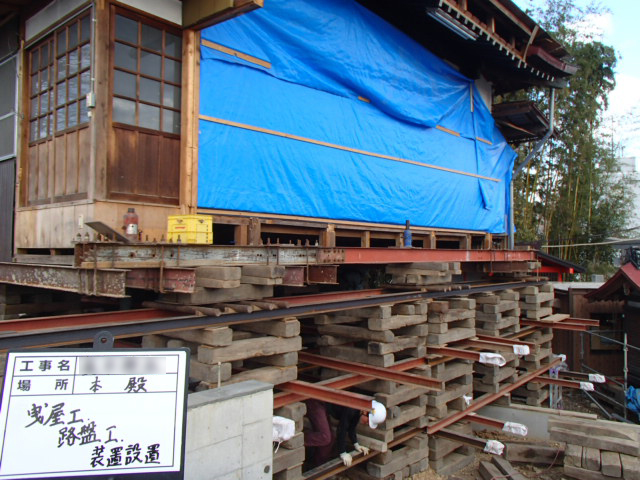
[428, 357, 561, 434]
[341, 248, 536, 264]
[568, 318, 600, 326]
[475, 334, 536, 348]
[269, 289, 387, 306]
[530, 376, 587, 389]
[429, 346, 482, 362]
[433, 429, 488, 450]
[274, 358, 427, 408]
[520, 319, 589, 331]
[278, 380, 373, 411]
[466, 413, 506, 430]
[0, 308, 177, 333]
[299, 352, 442, 390]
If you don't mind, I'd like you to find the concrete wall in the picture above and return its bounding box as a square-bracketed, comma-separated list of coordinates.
[185, 380, 273, 480]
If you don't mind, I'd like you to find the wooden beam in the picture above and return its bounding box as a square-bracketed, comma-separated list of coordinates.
[183, 0, 263, 30]
[180, 29, 200, 214]
[202, 38, 270, 69]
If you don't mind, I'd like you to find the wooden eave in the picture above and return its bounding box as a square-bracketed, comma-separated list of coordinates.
[492, 100, 553, 143]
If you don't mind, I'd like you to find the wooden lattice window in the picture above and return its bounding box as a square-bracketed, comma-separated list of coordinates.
[28, 13, 91, 143]
[112, 12, 182, 134]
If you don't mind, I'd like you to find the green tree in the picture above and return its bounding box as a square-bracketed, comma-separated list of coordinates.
[509, 0, 632, 274]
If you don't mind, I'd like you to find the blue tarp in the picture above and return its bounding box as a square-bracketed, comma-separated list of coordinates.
[198, 0, 516, 233]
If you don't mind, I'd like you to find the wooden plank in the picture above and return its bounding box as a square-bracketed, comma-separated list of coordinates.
[164, 326, 233, 347]
[201, 38, 270, 69]
[221, 365, 297, 387]
[583, 447, 601, 471]
[317, 324, 394, 343]
[620, 453, 640, 480]
[195, 266, 241, 280]
[235, 318, 300, 338]
[197, 336, 301, 364]
[491, 456, 527, 480]
[564, 465, 610, 480]
[565, 444, 582, 467]
[66, 130, 79, 195]
[478, 461, 503, 480]
[189, 359, 232, 383]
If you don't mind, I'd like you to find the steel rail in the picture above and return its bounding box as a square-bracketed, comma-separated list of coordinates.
[277, 380, 374, 411]
[465, 413, 508, 430]
[432, 428, 489, 450]
[428, 346, 485, 362]
[530, 376, 589, 389]
[520, 319, 590, 331]
[0, 281, 543, 350]
[298, 352, 442, 390]
[428, 357, 561, 434]
[474, 334, 536, 348]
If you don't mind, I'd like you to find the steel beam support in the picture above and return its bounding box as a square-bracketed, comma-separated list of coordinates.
[520, 319, 589, 331]
[278, 380, 374, 411]
[274, 358, 427, 408]
[433, 429, 488, 450]
[299, 352, 442, 390]
[530, 376, 587, 389]
[465, 413, 507, 430]
[125, 268, 196, 293]
[429, 346, 482, 362]
[428, 358, 561, 434]
[474, 334, 536, 349]
[0, 262, 127, 297]
[74, 243, 538, 269]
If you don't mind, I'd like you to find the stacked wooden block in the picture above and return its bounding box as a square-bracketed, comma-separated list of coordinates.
[386, 262, 461, 288]
[273, 402, 306, 480]
[519, 284, 555, 320]
[473, 349, 519, 397]
[473, 289, 520, 337]
[0, 284, 80, 320]
[551, 416, 640, 480]
[427, 297, 476, 345]
[142, 317, 301, 389]
[160, 265, 282, 305]
[429, 422, 475, 475]
[316, 301, 429, 368]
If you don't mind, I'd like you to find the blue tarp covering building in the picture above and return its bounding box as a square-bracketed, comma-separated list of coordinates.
[197, 0, 517, 233]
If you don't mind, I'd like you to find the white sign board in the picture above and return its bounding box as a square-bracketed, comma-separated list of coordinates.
[0, 349, 189, 479]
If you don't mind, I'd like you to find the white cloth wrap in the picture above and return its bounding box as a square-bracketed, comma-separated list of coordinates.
[502, 422, 528, 436]
[513, 345, 530, 356]
[580, 382, 595, 391]
[273, 416, 295, 443]
[555, 354, 567, 363]
[483, 440, 505, 455]
[589, 374, 605, 383]
[479, 353, 506, 367]
[463, 394, 472, 406]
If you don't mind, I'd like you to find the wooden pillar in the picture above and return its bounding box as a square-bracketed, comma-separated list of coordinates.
[395, 233, 403, 247]
[91, 0, 111, 200]
[427, 231, 436, 249]
[483, 233, 493, 250]
[179, 28, 200, 214]
[322, 224, 336, 248]
[460, 234, 471, 250]
[248, 217, 261, 245]
[361, 231, 370, 248]
[234, 225, 248, 246]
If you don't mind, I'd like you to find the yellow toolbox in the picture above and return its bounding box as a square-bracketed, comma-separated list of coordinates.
[167, 215, 213, 244]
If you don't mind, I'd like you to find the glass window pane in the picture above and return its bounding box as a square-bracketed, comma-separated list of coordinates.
[141, 24, 162, 52]
[40, 116, 49, 137]
[69, 23, 78, 49]
[162, 109, 180, 134]
[80, 43, 91, 70]
[31, 74, 39, 95]
[56, 107, 66, 131]
[68, 101, 78, 127]
[113, 97, 136, 125]
[41, 91, 49, 113]
[162, 84, 181, 109]
[30, 96, 38, 118]
[139, 103, 159, 130]
[48, 113, 53, 135]
[140, 77, 160, 104]
[40, 44, 49, 68]
[31, 50, 39, 71]
[56, 81, 66, 106]
[116, 15, 138, 44]
[80, 70, 91, 96]
[41, 67, 50, 91]
[165, 33, 181, 58]
[57, 30, 67, 55]
[30, 120, 38, 141]
[57, 55, 66, 81]
[68, 75, 78, 101]
[115, 42, 137, 71]
[79, 98, 88, 124]
[114, 70, 136, 98]
[140, 51, 161, 78]
[164, 58, 181, 83]
[68, 50, 78, 75]
[80, 15, 91, 43]
[0, 116, 15, 157]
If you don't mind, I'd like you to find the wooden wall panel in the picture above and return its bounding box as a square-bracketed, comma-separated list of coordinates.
[66, 130, 79, 196]
[54, 135, 66, 198]
[27, 146, 38, 203]
[108, 126, 179, 205]
[37, 143, 48, 202]
[0, 159, 15, 261]
[78, 127, 90, 194]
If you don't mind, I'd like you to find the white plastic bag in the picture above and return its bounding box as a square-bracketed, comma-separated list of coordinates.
[580, 382, 595, 392]
[479, 353, 506, 367]
[589, 374, 605, 383]
[483, 440, 505, 455]
[513, 345, 530, 356]
[273, 416, 295, 443]
[502, 422, 528, 436]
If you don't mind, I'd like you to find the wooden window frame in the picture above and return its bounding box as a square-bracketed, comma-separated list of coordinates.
[27, 12, 92, 146]
[110, 6, 182, 137]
